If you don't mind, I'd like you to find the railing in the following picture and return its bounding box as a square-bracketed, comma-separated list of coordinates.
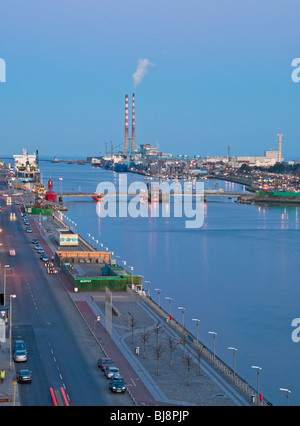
[127, 286, 272, 406]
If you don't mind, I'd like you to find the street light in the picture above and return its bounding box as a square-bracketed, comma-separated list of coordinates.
[9, 294, 16, 370]
[251, 366, 262, 405]
[155, 288, 161, 307]
[59, 177, 63, 196]
[192, 318, 200, 343]
[228, 347, 238, 378]
[145, 281, 151, 298]
[208, 331, 217, 361]
[279, 388, 291, 406]
[129, 266, 134, 289]
[178, 307, 185, 328]
[165, 297, 172, 318]
[3, 265, 9, 306]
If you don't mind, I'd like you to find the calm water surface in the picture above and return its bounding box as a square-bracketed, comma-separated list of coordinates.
[40, 161, 300, 406]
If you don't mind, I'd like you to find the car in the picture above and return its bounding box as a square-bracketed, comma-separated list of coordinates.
[26, 227, 33, 233]
[35, 244, 42, 250]
[13, 349, 27, 362]
[40, 254, 49, 262]
[32, 238, 39, 244]
[9, 248, 16, 256]
[38, 248, 45, 254]
[109, 373, 127, 393]
[16, 369, 32, 383]
[104, 366, 119, 379]
[98, 357, 114, 371]
[14, 340, 27, 352]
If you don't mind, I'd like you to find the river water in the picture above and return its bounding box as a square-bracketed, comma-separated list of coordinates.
[40, 161, 300, 406]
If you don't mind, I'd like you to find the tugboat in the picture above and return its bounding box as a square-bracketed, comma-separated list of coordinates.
[92, 195, 103, 202]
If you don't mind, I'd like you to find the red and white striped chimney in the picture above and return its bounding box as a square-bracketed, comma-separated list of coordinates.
[124, 94, 129, 152]
[131, 93, 135, 151]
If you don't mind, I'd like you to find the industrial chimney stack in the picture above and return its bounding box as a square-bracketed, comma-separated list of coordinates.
[124, 94, 129, 152]
[131, 93, 135, 151]
[278, 133, 283, 163]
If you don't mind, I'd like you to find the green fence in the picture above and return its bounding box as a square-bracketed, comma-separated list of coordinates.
[25, 207, 53, 215]
[59, 258, 142, 291]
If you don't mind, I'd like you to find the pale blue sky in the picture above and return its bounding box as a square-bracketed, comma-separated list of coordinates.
[0, 0, 300, 159]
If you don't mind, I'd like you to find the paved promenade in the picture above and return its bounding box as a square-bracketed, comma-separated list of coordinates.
[71, 291, 250, 406]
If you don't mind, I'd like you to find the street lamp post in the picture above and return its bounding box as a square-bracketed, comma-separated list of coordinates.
[279, 388, 291, 406]
[3, 265, 9, 306]
[228, 347, 238, 378]
[251, 365, 262, 405]
[178, 307, 185, 329]
[145, 281, 151, 298]
[208, 331, 217, 361]
[59, 177, 63, 196]
[192, 318, 200, 343]
[129, 266, 134, 289]
[9, 294, 16, 370]
[155, 289, 161, 307]
[165, 297, 172, 318]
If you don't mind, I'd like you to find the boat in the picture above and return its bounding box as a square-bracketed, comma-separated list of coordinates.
[92, 195, 103, 202]
[13, 149, 40, 182]
[113, 162, 128, 173]
[91, 158, 101, 168]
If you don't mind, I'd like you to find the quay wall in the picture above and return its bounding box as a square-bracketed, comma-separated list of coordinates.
[128, 287, 272, 407]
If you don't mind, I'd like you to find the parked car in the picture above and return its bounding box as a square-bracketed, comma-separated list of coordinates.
[35, 244, 42, 250]
[13, 349, 27, 362]
[104, 366, 119, 379]
[16, 369, 32, 383]
[109, 374, 127, 393]
[32, 238, 39, 244]
[38, 248, 45, 254]
[98, 358, 114, 371]
[14, 340, 27, 352]
[9, 248, 16, 256]
[26, 227, 33, 233]
[40, 254, 49, 262]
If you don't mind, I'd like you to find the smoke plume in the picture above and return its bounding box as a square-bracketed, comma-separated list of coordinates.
[133, 58, 154, 88]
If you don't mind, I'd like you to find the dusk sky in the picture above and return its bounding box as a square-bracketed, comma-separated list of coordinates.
[1, 0, 300, 159]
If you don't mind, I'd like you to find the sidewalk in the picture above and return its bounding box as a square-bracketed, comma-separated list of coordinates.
[71, 291, 249, 406]
[0, 341, 20, 406]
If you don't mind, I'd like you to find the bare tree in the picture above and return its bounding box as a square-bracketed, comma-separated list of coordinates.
[184, 353, 195, 386]
[154, 344, 165, 376]
[139, 327, 153, 358]
[181, 332, 188, 359]
[167, 336, 177, 368]
[195, 344, 205, 376]
[128, 313, 138, 345]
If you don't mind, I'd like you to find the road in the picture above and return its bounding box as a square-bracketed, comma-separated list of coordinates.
[0, 192, 133, 406]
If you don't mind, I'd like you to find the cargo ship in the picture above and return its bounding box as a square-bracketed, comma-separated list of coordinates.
[113, 162, 128, 173]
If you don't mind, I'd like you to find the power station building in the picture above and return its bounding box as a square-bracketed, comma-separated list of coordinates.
[205, 134, 284, 167]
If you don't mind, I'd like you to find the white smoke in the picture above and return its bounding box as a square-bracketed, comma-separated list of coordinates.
[133, 58, 154, 88]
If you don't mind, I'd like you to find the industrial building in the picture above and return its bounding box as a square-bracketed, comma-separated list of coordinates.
[205, 134, 284, 167]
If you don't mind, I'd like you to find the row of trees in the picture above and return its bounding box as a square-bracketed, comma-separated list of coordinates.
[128, 313, 205, 385]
